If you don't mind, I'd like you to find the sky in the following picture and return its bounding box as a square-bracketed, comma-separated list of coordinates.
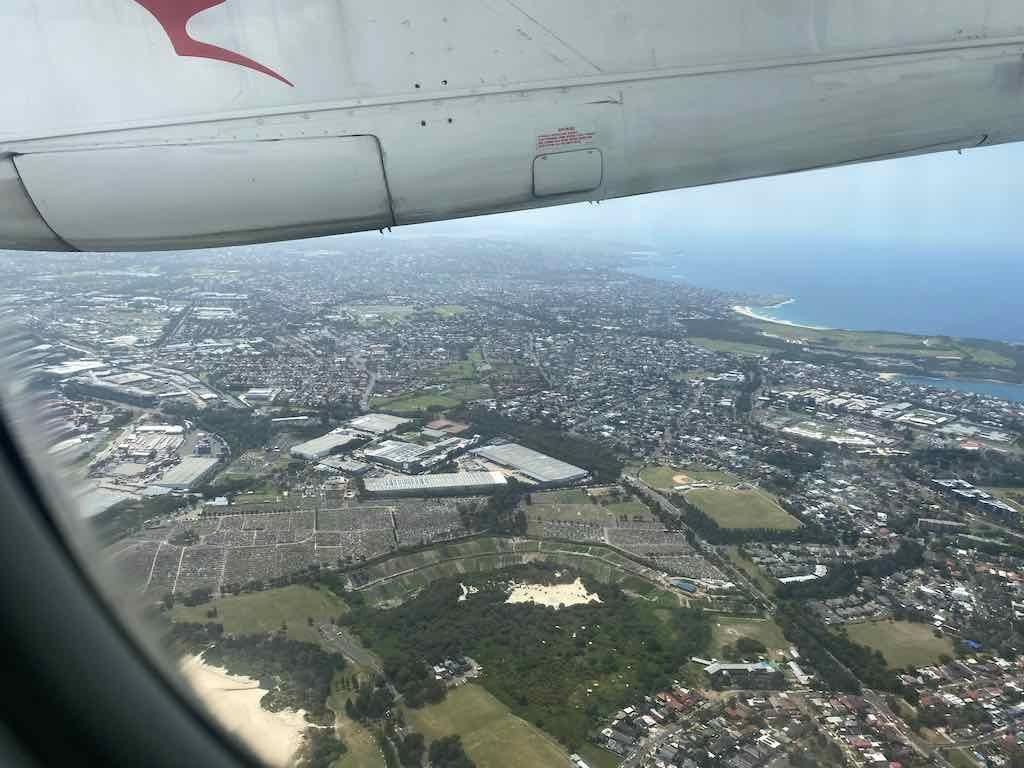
[400, 142, 1024, 253]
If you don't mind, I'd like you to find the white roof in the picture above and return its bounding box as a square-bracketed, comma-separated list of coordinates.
[348, 413, 411, 434]
[472, 442, 587, 483]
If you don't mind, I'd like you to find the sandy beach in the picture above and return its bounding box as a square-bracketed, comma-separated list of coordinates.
[179, 655, 309, 767]
[505, 577, 602, 609]
[731, 303, 828, 331]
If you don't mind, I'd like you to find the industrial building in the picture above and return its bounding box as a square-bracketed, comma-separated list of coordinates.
[363, 436, 473, 472]
[704, 661, 785, 690]
[363, 471, 507, 498]
[471, 442, 588, 486]
[67, 377, 158, 407]
[348, 413, 411, 435]
[244, 387, 281, 403]
[363, 440, 433, 469]
[290, 429, 364, 461]
[152, 456, 220, 490]
[918, 518, 968, 534]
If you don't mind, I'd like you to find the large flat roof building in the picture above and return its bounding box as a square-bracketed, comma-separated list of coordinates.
[363, 440, 433, 469]
[290, 429, 364, 461]
[349, 413, 412, 435]
[153, 457, 220, 490]
[471, 442, 588, 486]
[363, 471, 507, 498]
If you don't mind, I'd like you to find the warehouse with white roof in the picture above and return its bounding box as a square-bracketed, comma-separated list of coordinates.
[471, 442, 588, 486]
[290, 429, 364, 461]
[363, 471, 507, 498]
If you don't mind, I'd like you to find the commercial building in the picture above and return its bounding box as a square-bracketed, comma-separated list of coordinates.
[918, 518, 968, 534]
[363, 436, 473, 472]
[67, 378, 158, 408]
[704, 661, 785, 690]
[244, 387, 281, 403]
[290, 429, 364, 461]
[363, 471, 507, 498]
[152, 457, 220, 490]
[471, 442, 588, 486]
[363, 440, 433, 469]
[348, 413, 411, 435]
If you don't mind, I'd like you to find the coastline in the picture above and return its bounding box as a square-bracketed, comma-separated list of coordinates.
[731, 302, 829, 331]
[180, 654, 309, 767]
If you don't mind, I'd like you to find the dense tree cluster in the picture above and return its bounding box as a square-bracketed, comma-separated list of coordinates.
[163, 403, 272, 455]
[383, 656, 446, 708]
[91, 494, 187, 544]
[761, 447, 824, 475]
[193, 475, 263, 500]
[297, 728, 347, 768]
[460, 408, 624, 482]
[720, 636, 768, 661]
[344, 567, 710, 748]
[776, 603, 901, 693]
[344, 679, 395, 722]
[458, 479, 528, 535]
[171, 625, 345, 722]
[397, 734, 425, 768]
[428, 735, 476, 768]
[777, 540, 924, 600]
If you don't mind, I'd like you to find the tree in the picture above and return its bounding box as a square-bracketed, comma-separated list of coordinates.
[397, 733, 425, 767]
[428, 735, 475, 768]
[735, 637, 767, 657]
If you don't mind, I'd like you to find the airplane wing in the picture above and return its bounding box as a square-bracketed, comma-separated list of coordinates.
[2, 0, 1024, 251]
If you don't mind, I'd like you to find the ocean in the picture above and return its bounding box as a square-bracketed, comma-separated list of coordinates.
[898, 376, 1024, 404]
[623, 237, 1024, 344]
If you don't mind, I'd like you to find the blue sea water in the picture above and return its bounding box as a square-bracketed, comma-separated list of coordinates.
[899, 376, 1024, 404]
[623, 237, 1024, 344]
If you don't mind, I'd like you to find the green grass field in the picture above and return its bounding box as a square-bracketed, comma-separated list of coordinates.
[172, 585, 347, 645]
[327, 669, 387, 768]
[433, 305, 468, 317]
[534, 489, 590, 505]
[639, 465, 737, 490]
[432, 359, 478, 382]
[846, 620, 955, 669]
[406, 684, 569, 768]
[710, 616, 790, 659]
[742, 318, 1016, 369]
[685, 488, 800, 530]
[371, 383, 490, 413]
[576, 744, 621, 768]
[604, 501, 652, 519]
[689, 338, 776, 357]
[726, 547, 777, 596]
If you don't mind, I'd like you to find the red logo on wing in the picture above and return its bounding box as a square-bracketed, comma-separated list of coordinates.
[135, 0, 293, 86]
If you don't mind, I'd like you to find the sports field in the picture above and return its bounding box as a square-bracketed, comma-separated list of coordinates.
[685, 488, 800, 530]
[846, 620, 954, 669]
[710, 616, 789, 659]
[371, 383, 490, 413]
[172, 584, 347, 645]
[639, 465, 737, 490]
[406, 683, 568, 768]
